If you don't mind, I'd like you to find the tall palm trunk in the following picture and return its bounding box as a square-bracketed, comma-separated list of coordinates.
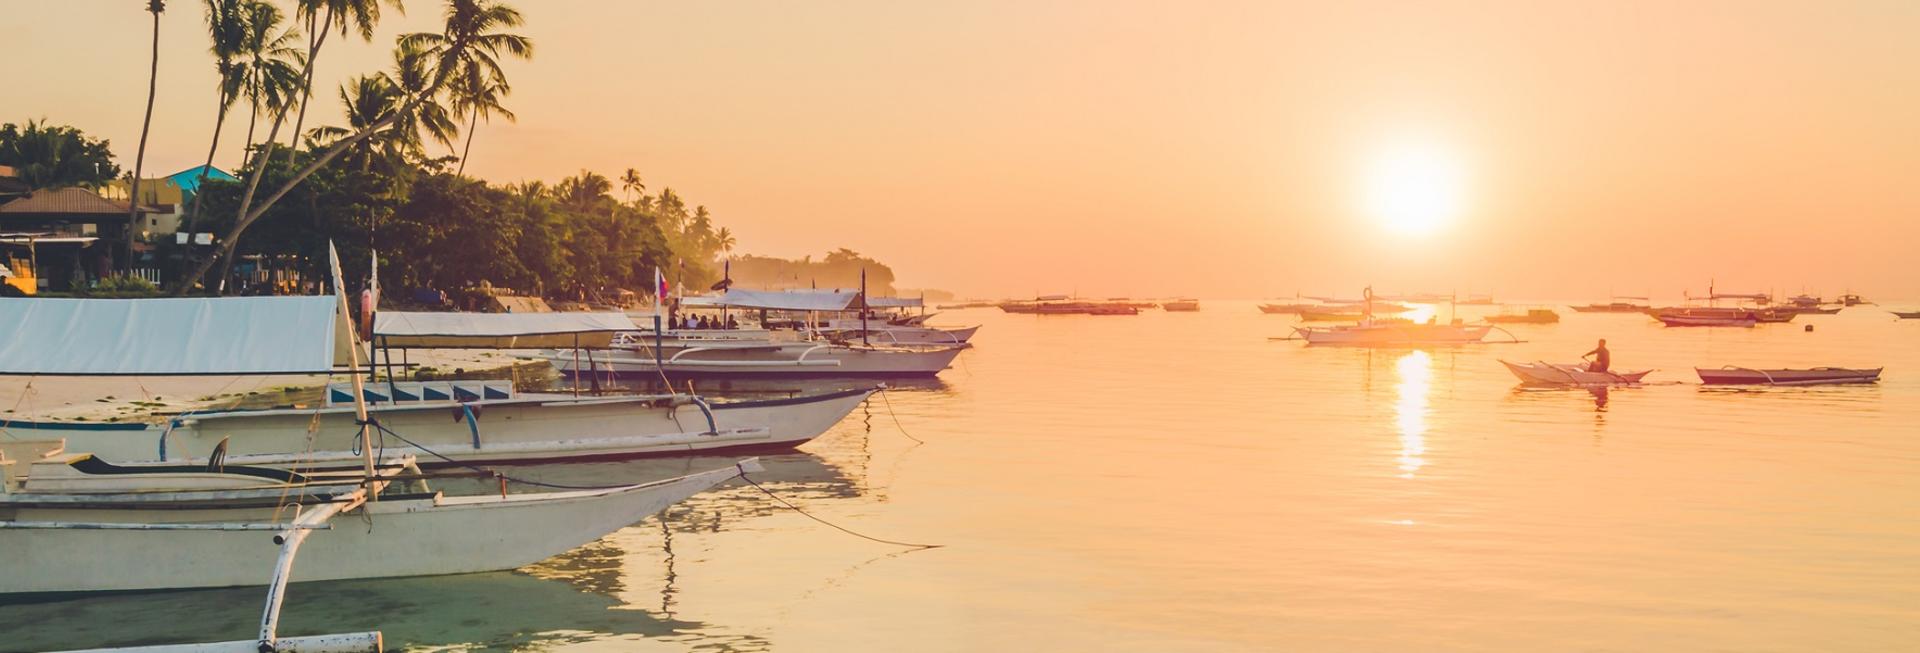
[241, 102, 259, 171]
[180, 88, 232, 266]
[283, 8, 332, 163]
[457, 108, 478, 176]
[126, 3, 163, 275]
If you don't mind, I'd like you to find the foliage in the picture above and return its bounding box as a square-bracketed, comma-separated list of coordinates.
[729, 249, 899, 296]
[0, 120, 121, 190]
[81, 274, 162, 298]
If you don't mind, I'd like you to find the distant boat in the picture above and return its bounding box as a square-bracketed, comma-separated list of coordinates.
[1088, 304, 1140, 315]
[1484, 308, 1559, 324]
[1291, 288, 1493, 346]
[1695, 366, 1882, 386]
[1570, 301, 1650, 313]
[1295, 320, 1491, 346]
[1258, 303, 1316, 314]
[1753, 308, 1797, 323]
[1839, 293, 1871, 306]
[1893, 310, 1920, 320]
[1297, 310, 1366, 322]
[1654, 308, 1758, 327]
[1457, 294, 1497, 306]
[1161, 299, 1200, 312]
[1501, 360, 1651, 386]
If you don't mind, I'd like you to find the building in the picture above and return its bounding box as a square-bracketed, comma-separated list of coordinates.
[0, 185, 152, 293]
[99, 165, 236, 238]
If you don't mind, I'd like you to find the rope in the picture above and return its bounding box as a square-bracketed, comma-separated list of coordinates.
[737, 471, 941, 549]
[874, 386, 924, 444]
[355, 418, 938, 548]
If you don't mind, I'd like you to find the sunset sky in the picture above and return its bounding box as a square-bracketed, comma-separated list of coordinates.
[14, 1, 1918, 299]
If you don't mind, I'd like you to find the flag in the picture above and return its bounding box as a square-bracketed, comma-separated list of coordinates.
[656, 266, 670, 299]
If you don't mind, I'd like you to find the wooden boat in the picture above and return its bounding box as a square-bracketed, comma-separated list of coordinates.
[0, 441, 758, 595]
[1839, 293, 1870, 306]
[1653, 307, 1757, 327]
[1892, 311, 1920, 320]
[1753, 308, 1797, 323]
[1258, 303, 1316, 314]
[1695, 366, 1882, 386]
[1294, 320, 1491, 346]
[1161, 299, 1200, 312]
[1501, 360, 1651, 386]
[1298, 310, 1366, 322]
[549, 340, 965, 377]
[1484, 308, 1560, 324]
[1570, 301, 1651, 313]
[1088, 304, 1140, 315]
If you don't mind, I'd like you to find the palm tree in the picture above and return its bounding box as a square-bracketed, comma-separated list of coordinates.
[233, 1, 303, 170]
[554, 170, 611, 211]
[284, 0, 403, 165]
[180, 0, 248, 245]
[619, 168, 644, 204]
[308, 67, 455, 174]
[125, 0, 166, 273]
[714, 226, 735, 259]
[451, 70, 514, 176]
[181, 0, 532, 295]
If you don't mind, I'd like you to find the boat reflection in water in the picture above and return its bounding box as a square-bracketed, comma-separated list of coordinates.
[1394, 350, 1431, 478]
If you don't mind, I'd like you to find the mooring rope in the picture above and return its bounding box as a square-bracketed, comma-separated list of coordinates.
[736, 471, 941, 550]
[356, 417, 939, 548]
[874, 386, 924, 445]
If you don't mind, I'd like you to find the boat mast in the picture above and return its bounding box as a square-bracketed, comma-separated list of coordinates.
[327, 243, 377, 483]
[860, 268, 870, 347]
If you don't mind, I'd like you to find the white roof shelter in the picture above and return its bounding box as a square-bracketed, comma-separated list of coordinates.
[680, 289, 863, 312]
[372, 311, 636, 349]
[0, 296, 353, 376]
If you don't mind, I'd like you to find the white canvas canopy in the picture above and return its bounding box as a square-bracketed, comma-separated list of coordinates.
[0, 296, 353, 375]
[866, 296, 923, 308]
[372, 311, 636, 348]
[681, 289, 862, 312]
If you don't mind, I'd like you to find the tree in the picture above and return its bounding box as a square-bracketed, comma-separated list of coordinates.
[619, 168, 643, 204]
[181, 0, 249, 242]
[450, 56, 516, 175]
[126, 0, 167, 272]
[0, 120, 121, 190]
[285, 0, 404, 167]
[233, 1, 303, 170]
[714, 226, 735, 258]
[178, 0, 532, 295]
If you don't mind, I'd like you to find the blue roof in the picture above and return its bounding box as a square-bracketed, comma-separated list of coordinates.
[165, 165, 237, 196]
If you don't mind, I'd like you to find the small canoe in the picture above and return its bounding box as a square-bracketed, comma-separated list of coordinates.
[1695, 366, 1882, 386]
[1502, 360, 1651, 386]
[1162, 300, 1200, 312]
[1892, 311, 1920, 320]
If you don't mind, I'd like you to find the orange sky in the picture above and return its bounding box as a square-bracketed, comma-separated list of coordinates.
[13, 1, 1918, 299]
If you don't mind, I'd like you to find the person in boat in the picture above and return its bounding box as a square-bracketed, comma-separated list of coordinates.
[1582, 339, 1610, 373]
[726, 315, 739, 330]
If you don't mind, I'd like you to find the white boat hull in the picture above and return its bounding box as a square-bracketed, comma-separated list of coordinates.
[1294, 323, 1492, 346]
[5, 389, 873, 465]
[1502, 360, 1652, 386]
[549, 343, 965, 377]
[0, 462, 754, 595]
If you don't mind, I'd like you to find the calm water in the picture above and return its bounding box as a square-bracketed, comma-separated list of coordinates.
[8, 302, 1920, 651]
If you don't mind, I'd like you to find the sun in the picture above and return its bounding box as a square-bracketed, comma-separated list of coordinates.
[1362, 142, 1465, 237]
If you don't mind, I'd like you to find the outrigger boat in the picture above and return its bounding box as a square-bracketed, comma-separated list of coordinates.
[1501, 360, 1652, 386]
[1291, 288, 1498, 346]
[1892, 310, 1920, 320]
[1695, 366, 1882, 386]
[1570, 300, 1651, 313]
[1, 308, 872, 466]
[1653, 307, 1758, 327]
[1484, 308, 1560, 324]
[1161, 299, 1200, 312]
[0, 246, 756, 653]
[553, 287, 966, 378]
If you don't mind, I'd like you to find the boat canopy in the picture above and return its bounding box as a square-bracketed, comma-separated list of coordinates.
[681, 289, 862, 312]
[372, 311, 635, 349]
[0, 296, 353, 376]
[867, 296, 923, 308]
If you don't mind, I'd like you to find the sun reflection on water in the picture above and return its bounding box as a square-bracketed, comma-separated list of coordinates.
[1394, 350, 1432, 477]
